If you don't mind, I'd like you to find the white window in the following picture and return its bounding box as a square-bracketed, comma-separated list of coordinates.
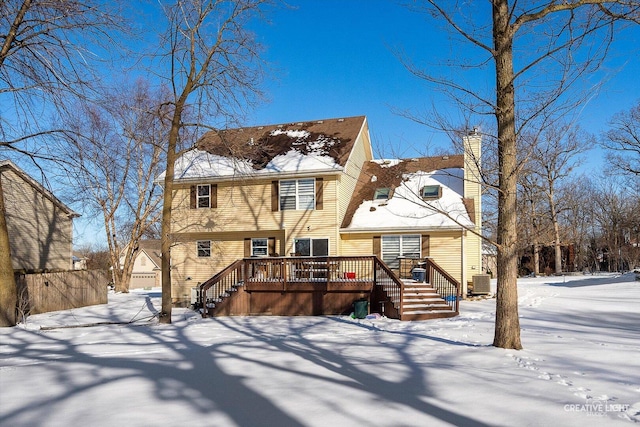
[294, 238, 329, 257]
[252, 238, 268, 257]
[280, 179, 315, 210]
[197, 240, 211, 257]
[382, 235, 421, 269]
[197, 184, 211, 208]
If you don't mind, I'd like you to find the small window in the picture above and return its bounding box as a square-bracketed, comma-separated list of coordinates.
[197, 240, 211, 257]
[421, 185, 441, 199]
[140, 256, 147, 267]
[197, 185, 210, 208]
[252, 238, 268, 257]
[374, 187, 391, 200]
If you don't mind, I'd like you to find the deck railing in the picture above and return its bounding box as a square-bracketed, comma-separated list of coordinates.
[373, 256, 404, 312]
[243, 255, 377, 285]
[424, 257, 460, 312]
[200, 259, 245, 317]
[197, 255, 456, 317]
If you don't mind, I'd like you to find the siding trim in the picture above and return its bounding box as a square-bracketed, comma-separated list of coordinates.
[422, 234, 430, 257]
[373, 236, 381, 257]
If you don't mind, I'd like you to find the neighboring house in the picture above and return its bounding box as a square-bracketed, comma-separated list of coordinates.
[0, 160, 79, 272]
[72, 253, 88, 270]
[119, 239, 162, 289]
[161, 116, 483, 305]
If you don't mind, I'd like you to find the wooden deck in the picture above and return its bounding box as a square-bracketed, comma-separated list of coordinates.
[196, 256, 460, 320]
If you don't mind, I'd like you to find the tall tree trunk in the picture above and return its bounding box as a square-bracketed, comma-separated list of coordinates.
[492, 0, 522, 350]
[0, 176, 17, 327]
[159, 97, 185, 324]
[160, 142, 176, 324]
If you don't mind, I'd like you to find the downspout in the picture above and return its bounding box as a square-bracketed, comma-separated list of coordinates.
[461, 229, 467, 299]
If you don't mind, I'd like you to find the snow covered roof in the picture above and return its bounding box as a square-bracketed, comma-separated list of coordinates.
[341, 155, 476, 232]
[167, 116, 367, 181]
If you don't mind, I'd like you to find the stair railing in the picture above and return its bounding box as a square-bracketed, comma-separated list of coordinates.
[423, 257, 460, 313]
[373, 256, 404, 313]
[199, 259, 245, 317]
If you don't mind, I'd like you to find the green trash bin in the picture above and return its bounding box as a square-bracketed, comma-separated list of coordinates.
[354, 299, 368, 319]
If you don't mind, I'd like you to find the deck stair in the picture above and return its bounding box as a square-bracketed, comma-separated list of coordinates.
[400, 281, 458, 321]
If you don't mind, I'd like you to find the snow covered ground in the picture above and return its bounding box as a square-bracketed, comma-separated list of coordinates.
[1, 273, 639, 427]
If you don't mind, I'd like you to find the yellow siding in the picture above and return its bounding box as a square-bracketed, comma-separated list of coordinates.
[2, 168, 73, 271]
[463, 133, 484, 291]
[340, 233, 375, 256]
[429, 231, 463, 284]
[465, 231, 482, 279]
[171, 238, 245, 299]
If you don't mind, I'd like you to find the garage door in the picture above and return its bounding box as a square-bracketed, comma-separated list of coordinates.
[130, 273, 157, 289]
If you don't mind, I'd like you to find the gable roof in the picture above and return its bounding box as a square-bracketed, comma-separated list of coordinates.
[166, 116, 367, 181]
[137, 239, 162, 269]
[120, 239, 162, 269]
[341, 155, 476, 232]
[0, 160, 79, 218]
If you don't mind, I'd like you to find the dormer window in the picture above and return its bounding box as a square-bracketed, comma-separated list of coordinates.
[421, 185, 442, 199]
[374, 187, 391, 200]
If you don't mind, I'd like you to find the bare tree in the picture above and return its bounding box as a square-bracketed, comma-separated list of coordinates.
[0, 0, 125, 327]
[74, 243, 112, 271]
[530, 124, 591, 273]
[559, 176, 598, 272]
[402, 1, 640, 349]
[154, 0, 270, 323]
[603, 100, 640, 176]
[57, 80, 166, 293]
[518, 171, 548, 276]
[592, 179, 630, 271]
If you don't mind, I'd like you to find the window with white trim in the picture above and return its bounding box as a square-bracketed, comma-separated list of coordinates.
[197, 240, 211, 257]
[197, 184, 211, 208]
[251, 238, 268, 257]
[382, 235, 421, 269]
[280, 179, 315, 210]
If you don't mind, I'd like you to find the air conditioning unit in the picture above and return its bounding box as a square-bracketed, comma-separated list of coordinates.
[472, 275, 491, 295]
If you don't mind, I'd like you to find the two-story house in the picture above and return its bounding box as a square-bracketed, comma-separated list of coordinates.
[163, 116, 483, 319]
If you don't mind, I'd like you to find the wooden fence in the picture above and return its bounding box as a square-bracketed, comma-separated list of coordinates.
[15, 270, 110, 316]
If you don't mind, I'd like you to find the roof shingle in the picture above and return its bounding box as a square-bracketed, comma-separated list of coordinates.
[196, 116, 366, 170]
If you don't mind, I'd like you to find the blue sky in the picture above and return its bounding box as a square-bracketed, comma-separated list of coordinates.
[246, 1, 640, 159]
[74, 1, 640, 247]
